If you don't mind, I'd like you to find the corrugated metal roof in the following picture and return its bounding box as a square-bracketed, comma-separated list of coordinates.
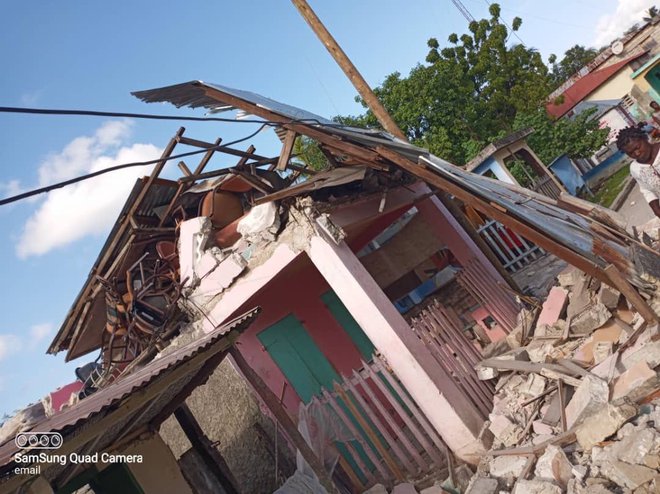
[0, 308, 259, 471]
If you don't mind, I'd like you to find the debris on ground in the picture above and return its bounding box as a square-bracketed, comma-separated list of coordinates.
[466, 265, 660, 494]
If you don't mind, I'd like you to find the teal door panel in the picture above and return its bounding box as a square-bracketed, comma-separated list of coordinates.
[258, 314, 340, 403]
[321, 291, 375, 360]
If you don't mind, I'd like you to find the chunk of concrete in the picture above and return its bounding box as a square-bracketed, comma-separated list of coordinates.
[570, 303, 611, 335]
[575, 400, 637, 450]
[512, 479, 562, 494]
[464, 476, 498, 494]
[489, 413, 515, 439]
[597, 285, 620, 310]
[419, 484, 447, 494]
[519, 374, 547, 398]
[489, 455, 529, 478]
[534, 444, 573, 488]
[599, 460, 656, 490]
[391, 483, 418, 494]
[363, 484, 388, 494]
[532, 420, 555, 436]
[477, 365, 499, 381]
[611, 427, 657, 465]
[611, 361, 659, 402]
[537, 287, 569, 327]
[565, 375, 609, 429]
[592, 341, 613, 365]
[557, 267, 584, 288]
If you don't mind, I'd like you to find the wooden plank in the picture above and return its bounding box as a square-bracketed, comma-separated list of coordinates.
[604, 265, 659, 324]
[344, 374, 418, 475]
[352, 370, 427, 472]
[369, 357, 447, 465]
[193, 138, 221, 175]
[277, 130, 297, 171]
[322, 388, 391, 482]
[229, 349, 340, 494]
[334, 383, 404, 480]
[558, 379, 567, 433]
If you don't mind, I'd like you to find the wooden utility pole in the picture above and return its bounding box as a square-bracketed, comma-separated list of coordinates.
[290, 0, 407, 141]
[291, 0, 520, 292]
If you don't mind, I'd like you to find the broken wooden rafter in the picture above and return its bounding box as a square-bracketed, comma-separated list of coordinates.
[277, 130, 297, 171]
[374, 147, 656, 308]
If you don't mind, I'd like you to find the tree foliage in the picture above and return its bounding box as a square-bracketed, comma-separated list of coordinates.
[548, 44, 599, 85]
[333, 3, 608, 168]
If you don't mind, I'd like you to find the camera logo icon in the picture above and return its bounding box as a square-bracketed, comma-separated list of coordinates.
[15, 432, 63, 450]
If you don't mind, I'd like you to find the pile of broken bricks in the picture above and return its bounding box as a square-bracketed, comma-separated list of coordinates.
[468, 265, 660, 493]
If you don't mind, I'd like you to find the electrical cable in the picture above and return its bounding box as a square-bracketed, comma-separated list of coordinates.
[0, 105, 351, 128]
[0, 123, 269, 207]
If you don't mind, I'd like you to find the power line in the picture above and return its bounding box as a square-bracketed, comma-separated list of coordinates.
[450, 0, 476, 23]
[0, 124, 268, 207]
[481, 0, 525, 46]
[0, 106, 350, 128]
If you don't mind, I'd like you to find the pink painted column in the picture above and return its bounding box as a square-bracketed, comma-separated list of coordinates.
[306, 234, 487, 463]
[415, 185, 504, 284]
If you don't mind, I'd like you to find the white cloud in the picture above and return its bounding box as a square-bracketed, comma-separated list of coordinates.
[593, 0, 655, 47]
[0, 180, 24, 199]
[29, 323, 53, 347]
[20, 90, 42, 107]
[16, 121, 161, 258]
[0, 335, 21, 361]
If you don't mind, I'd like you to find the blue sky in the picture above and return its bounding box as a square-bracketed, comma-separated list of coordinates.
[0, 0, 653, 417]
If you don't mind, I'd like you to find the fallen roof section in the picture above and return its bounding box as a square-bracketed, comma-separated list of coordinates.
[0, 308, 259, 489]
[137, 80, 658, 314]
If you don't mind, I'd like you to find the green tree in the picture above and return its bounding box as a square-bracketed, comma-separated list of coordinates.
[333, 3, 607, 168]
[548, 44, 599, 85]
[292, 136, 328, 172]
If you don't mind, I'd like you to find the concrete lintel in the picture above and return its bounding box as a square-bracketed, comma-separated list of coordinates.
[202, 244, 301, 332]
[306, 234, 486, 463]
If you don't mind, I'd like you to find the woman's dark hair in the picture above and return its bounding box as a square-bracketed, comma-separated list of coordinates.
[616, 126, 648, 151]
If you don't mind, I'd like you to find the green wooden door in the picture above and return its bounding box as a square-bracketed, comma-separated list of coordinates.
[257, 314, 340, 403]
[320, 291, 375, 360]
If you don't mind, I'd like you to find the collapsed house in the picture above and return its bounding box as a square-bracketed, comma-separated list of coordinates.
[1, 81, 659, 494]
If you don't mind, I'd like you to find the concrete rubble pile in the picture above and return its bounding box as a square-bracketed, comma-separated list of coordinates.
[468, 265, 660, 494]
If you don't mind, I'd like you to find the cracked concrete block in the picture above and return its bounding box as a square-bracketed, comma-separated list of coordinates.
[478, 365, 499, 381]
[570, 303, 611, 335]
[534, 444, 573, 488]
[519, 374, 547, 398]
[537, 287, 569, 327]
[592, 341, 613, 365]
[597, 285, 620, 310]
[565, 375, 609, 429]
[575, 400, 637, 450]
[489, 414, 515, 438]
[557, 267, 584, 288]
[511, 479, 562, 494]
[465, 476, 498, 494]
[611, 361, 660, 402]
[611, 427, 657, 465]
[599, 460, 656, 490]
[490, 455, 529, 478]
[532, 420, 555, 436]
[572, 465, 588, 482]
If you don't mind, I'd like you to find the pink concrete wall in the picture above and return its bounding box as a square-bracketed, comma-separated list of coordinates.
[230, 256, 365, 417]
